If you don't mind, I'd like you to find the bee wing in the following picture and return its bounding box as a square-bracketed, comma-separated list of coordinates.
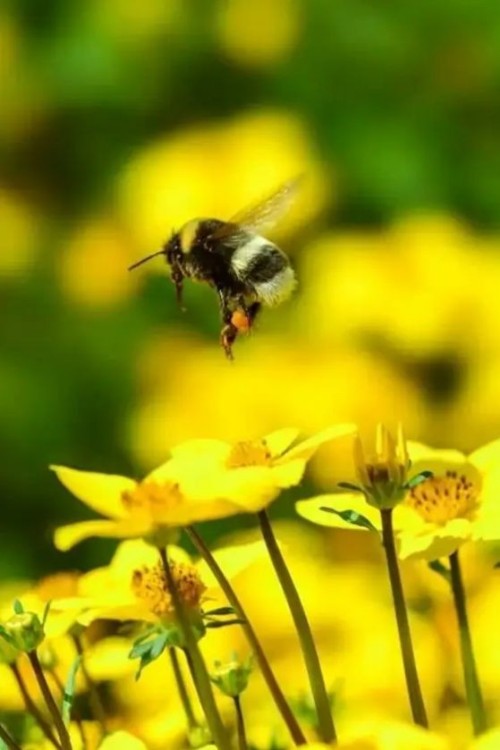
[209, 176, 302, 245]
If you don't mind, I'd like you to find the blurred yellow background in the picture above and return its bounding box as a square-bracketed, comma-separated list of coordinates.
[2, 1, 500, 744]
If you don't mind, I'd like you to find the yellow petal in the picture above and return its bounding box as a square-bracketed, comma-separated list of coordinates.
[469, 438, 500, 471]
[168, 439, 230, 464]
[406, 442, 468, 479]
[280, 423, 358, 463]
[296, 493, 380, 530]
[271, 458, 307, 488]
[204, 466, 280, 513]
[469, 728, 500, 750]
[198, 540, 270, 590]
[84, 638, 135, 682]
[397, 518, 472, 561]
[109, 539, 191, 580]
[54, 519, 147, 551]
[263, 427, 300, 458]
[97, 731, 148, 750]
[51, 465, 135, 519]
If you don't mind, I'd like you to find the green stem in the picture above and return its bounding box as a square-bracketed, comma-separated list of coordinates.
[233, 696, 248, 750]
[10, 662, 61, 749]
[380, 509, 428, 728]
[0, 723, 22, 750]
[159, 547, 231, 750]
[72, 633, 108, 732]
[47, 666, 87, 750]
[257, 510, 336, 744]
[28, 651, 73, 750]
[169, 647, 197, 730]
[187, 525, 307, 746]
[449, 550, 487, 734]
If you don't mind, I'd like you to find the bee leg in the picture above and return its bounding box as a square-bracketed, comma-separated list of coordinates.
[171, 268, 185, 311]
[220, 322, 238, 360]
[216, 288, 237, 359]
[246, 301, 262, 329]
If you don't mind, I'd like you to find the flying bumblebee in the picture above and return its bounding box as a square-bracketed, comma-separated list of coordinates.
[128, 177, 300, 358]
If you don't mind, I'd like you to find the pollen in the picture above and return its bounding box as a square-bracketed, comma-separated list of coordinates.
[231, 309, 251, 332]
[405, 471, 479, 524]
[131, 561, 206, 619]
[226, 439, 272, 468]
[121, 480, 184, 522]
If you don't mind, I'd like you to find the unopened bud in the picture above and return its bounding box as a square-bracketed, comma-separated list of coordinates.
[188, 726, 212, 748]
[4, 612, 45, 652]
[0, 635, 19, 664]
[210, 654, 253, 698]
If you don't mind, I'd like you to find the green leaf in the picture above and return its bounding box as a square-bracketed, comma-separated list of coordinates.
[404, 470, 433, 490]
[205, 619, 246, 629]
[0, 625, 16, 647]
[337, 482, 363, 493]
[41, 600, 52, 628]
[320, 507, 378, 533]
[129, 630, 171, 680]
[13, 600, 24, 615]
[428, 560, 451, 582]
[61, 655, 82, 726]
[203, 606, 236, 617]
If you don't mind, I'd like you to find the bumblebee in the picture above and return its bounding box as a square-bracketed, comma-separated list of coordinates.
[128, 177, 300, 358]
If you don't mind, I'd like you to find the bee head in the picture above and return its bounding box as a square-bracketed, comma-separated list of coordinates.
[128, 230, 181, 272]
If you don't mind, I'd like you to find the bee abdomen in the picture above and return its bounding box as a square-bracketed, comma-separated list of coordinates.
[231, 236, 297, 307]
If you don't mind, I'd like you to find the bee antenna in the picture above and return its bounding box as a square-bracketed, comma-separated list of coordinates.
[128, 249, 166, 271]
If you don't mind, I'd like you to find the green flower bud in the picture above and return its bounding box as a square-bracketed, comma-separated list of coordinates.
[4, 612, 45, 652]
[188, 726, 212, 748]
[210, 654, 253, 698]
[0, 634, 19, 664]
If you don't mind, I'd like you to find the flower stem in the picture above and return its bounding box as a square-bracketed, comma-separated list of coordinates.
[187, 525, 307, 746]
[10, 662, 61, 749]
[233, 696, 248, 750]
[159, 547, 231, 750]
[449, 550, 487, 735]
[257, 510, 336, 744]
[169, 647, 197, 730]
[28, 651, 73, 750]
[72, 633, 108, 732]
[380, 509, 428, 728]
[0, 723, 22, 750]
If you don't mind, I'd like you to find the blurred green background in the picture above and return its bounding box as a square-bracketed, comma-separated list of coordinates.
[3, 0, 500, 578]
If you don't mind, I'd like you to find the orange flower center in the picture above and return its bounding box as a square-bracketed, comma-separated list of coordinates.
[131, 561, 206, 619]
[226, 440, 272, 468]
[405, 471, 479, 524]
[121, 480, 184, 522]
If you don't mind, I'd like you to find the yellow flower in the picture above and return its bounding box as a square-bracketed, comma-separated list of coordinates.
[330, 719, 449, 749]
[297, 435, 500, 561]
[170, 424, 356, 513]
[97, 731, 147, 750]
[51, 457, 244, 551]
[53, 538, 270, 628]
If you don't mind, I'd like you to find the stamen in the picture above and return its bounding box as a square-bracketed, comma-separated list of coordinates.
[405, 473, 479, 524]
[132, 561, 205, 618]
[226, 440, 272, 468]
[121, 480, 184, 521]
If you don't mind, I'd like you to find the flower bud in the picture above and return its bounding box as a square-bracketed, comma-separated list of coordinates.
[4, 612, 45, 652]
[188, 726, 212, 748]
[0, 635, 19, 664]
[210, 654, 253, 698]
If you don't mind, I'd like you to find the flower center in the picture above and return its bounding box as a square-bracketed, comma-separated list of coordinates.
[121, 480, 184, 522]
[131, 561, 206, 619]
[226, 440, 272, 468]
[405, 471, 479, 524]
